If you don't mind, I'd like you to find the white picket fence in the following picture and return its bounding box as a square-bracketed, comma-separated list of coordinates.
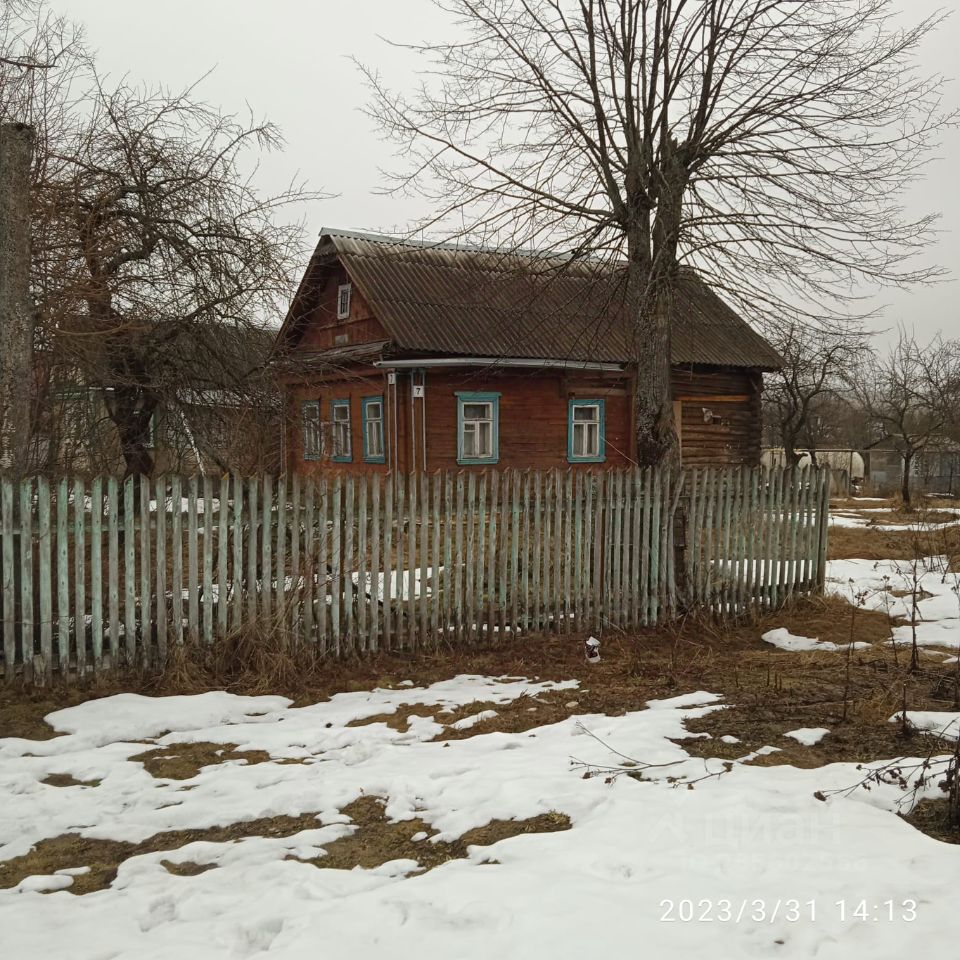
[0, 466, 830, 684]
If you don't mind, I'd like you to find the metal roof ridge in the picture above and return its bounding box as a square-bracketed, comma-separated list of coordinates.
[320, 227, 625, 264]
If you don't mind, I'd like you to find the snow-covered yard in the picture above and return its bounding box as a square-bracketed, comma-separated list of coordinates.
[3, 500, 960, 958]
[2, 674, 959, 958]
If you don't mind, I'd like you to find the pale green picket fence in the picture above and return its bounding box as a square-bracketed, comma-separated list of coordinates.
[0, 466, 829, 684]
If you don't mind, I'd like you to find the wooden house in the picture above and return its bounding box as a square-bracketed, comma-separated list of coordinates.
[276, 230, 782, 473]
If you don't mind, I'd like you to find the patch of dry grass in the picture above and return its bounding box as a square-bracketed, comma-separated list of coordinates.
[901, 799, 960, 844]
[41, 773, 101, 788]
[0, 797, 571, 894]
[129, 742, 274, 780]
[828, 521, 960, 562]
[0, 812, 329, 893]
[291, 796, 569, 872]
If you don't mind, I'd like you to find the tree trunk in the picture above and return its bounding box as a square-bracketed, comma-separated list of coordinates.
[0, 123, 36, 474]
[628, 139, 685, 469]
[633, 280, 678, 467]
[108, 383, 157, 478]
[784, 440, 801, 468]
[901, 449, 914, 509]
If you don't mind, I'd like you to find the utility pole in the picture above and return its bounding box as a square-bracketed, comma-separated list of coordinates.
[0, 122, 35, 473]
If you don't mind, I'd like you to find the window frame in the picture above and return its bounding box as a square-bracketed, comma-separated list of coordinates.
[301, 400, 322, 462]
[336, 283, 352, 320]
[330, 398, 353, 462]
[456, 391, 500, 465]
[361, 395, 386, 464]
[567, 398, 606, 464]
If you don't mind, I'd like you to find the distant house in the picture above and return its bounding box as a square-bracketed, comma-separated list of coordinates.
[864, 438, 960, 497]
[276, 230, 783, 474]
[34, 323, 281, 476]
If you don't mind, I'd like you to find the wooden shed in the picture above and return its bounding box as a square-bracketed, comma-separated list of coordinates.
[276, 230, 782, 473]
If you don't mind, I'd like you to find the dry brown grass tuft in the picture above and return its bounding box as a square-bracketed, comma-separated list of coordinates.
[130, 742, 273, 780]
[41, 773, 101, 788]
[292, 796, 570, 873]
[0, 812, 328, 893]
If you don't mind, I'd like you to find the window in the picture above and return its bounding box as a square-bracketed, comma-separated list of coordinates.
[302, 400, 322, 461]
[362, 396, 386, 463]
[457, 392, 500, 464]
[331, 399, 352, 461]
[568, 399, 605, 463]
[336, 283, 352, 320]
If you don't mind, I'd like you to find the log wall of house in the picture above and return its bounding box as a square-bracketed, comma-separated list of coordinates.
[294, 268, 389, 352]
[289, 368, 634, 474]
[671, 366, 763, 467]
[287, 364, 764, 473]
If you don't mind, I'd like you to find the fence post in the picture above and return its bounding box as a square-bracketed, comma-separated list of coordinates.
[155, 475, 167, 662]
[38, 477, 52, 681]
[1, 478, 14, 680]
[19, 478, 34, 677]
[74, 478, 86, 677]
[816, 467, 831, 590]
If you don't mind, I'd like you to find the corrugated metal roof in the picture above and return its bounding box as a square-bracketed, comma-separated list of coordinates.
[307, 231, 782, 370]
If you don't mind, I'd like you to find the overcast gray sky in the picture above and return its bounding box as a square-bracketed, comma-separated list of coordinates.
[56, 0, 960, 343]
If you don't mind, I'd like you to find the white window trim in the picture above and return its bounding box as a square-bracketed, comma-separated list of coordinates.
[336, 283, 352, 320]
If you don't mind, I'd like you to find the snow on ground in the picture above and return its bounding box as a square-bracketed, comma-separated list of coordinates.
[828, 510, 960, 532]
[893, 712, 960, 741]
[826, 558, 960, 651]
[784, 728, 830, 746]
[762, 627, 870, 653]
[3, 678, 960, 958]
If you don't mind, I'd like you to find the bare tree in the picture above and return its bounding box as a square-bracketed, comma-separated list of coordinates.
[764, 321, 870, 466]
[854, 330, 960, 507]
[3, 2, 322, 477]
[1, 0, 79, 473]
[38, 76, 316, 475]
[364, 0, 953, 466]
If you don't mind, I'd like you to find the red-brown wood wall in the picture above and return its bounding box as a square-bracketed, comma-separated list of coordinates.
[286, 364, 763, 474]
